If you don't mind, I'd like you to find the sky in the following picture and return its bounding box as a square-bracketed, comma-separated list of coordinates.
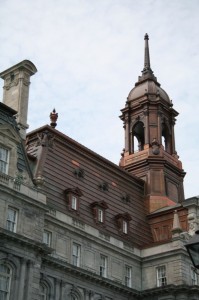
[0, 0, 198, 199]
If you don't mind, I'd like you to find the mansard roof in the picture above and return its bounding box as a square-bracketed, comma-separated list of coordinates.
[26, 125, 153, 247]
[0, 102, 33, 181]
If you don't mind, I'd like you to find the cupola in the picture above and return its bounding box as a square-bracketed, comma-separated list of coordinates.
[120, 34, 185, 213]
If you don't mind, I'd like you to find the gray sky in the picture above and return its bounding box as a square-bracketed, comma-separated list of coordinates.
[0, 0, 198, 199]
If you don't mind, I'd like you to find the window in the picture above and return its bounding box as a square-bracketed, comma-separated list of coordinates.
[64, 188, 83, 213]
[0, 147, 9, 174]
[115, 213, 132, 235]
[100, 254, 107, 278]
[71, 196, 77, 210]
[125, 265, 132, 287]
[98, 209, 104, 223]
[162, 123, 172, 153]
[90, 201, 108, 224]
[123, 220, 128, 234]
[72, 243, 81, 267]
[43, 230, 52, 247]
[156, 265, 167, 287]
[40, 283, 48, 300]
[132, 121, 144, 153]
[6, 208, 17, 232]
[191, 267, 198, 285]
[0, 263, 12, 300]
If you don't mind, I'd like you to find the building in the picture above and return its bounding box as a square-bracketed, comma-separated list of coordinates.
[0, 34, 199, 300]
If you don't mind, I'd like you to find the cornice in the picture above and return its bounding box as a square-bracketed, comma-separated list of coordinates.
[42, 255, 139, 296]
[44, 212, 141, 260]
[0, 179, 47, 209]
[0, 227, 53, 254]
[141, 284, 199, 297]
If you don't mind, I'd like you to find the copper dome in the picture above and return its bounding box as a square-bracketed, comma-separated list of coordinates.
[127, 79, 171, 104]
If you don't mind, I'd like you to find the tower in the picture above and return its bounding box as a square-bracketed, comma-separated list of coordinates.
[120, 34, 185, 213]
[0, 60, 37, 139]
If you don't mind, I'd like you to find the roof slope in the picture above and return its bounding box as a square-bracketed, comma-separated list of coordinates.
[26, 125, 153, 247]
[0, 102, 33, 181]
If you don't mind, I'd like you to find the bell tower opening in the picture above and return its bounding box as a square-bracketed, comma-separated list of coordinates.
[161, 123, 171, 154]
[132, 121, 145, 153]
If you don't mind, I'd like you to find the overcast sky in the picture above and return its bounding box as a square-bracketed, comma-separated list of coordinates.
[0, 0, 198, 199]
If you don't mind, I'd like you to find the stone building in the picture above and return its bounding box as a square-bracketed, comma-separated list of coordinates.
[0, 35, 199, 300]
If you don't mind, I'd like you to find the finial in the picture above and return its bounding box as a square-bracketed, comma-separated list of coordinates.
[50, 108, 58, 128]
[144, 33, 149, 40]
[143, 33, 151, 72]
[172, 210, 182, 238]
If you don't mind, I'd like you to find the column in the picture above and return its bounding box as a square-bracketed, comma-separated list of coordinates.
[171, 117, 176, 154]
[24, 260, 34, 300]
[18, 258, 27, 300]
[144, 110, 149, 145]
[54, 278, 61, 300]
[157, 111, 162, 145]
[124, 115, 129, 153]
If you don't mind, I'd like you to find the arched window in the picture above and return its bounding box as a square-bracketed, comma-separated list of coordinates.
[40, 282, 49, 300]
[0, 263, 12, 300]
[69, 288, 81, 300]
[162, 123, 171, 153]
[132, 121, 145, 153]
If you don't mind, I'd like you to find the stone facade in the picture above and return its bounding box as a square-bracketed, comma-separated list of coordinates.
[0, 35, 199, 300]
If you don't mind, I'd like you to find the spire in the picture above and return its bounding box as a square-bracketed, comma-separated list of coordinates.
[137, 33, 157, 83]
[143, 33, 152, 74]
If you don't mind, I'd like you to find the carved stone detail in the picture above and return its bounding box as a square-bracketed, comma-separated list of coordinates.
[36, 131, 55, 148]
[151, 138, 160, 155]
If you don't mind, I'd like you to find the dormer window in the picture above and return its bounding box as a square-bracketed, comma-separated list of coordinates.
[90, 201, 108, 224]
[64, 187, 83, 213]
[0, 146, 9, 174]
[123, 220, 128, 234]
[71, 195, 77, 210]
[115, 213, 132, 235]
[98, 208, 104, 223]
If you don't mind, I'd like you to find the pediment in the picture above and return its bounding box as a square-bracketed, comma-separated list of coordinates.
[0, 124, 21, 143]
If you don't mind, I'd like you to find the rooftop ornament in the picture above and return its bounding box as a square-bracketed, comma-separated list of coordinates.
[50, 108, 58, 128]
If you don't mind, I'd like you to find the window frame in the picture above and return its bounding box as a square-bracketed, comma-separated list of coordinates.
[90, 201, 108, 224]
[123, 220, 128, 234]
[100, 254, 107, 278]
[156, 265, 167, 287]
[115, 213, 132, 235]
[39, 280, 51, 300]
[98, 208, 104, 223]
[0, 146, 9, 174]
[191, 266, 198, 285]
[43, 230, 52, 247]
[71, 195, 78, 211]
[64, 188, 83, 214]
[6, 207, 18, 233]
[71, 295, 78, 300]
[124, 265, 132, 287]
[0, 263, 12, 300]
[40, 283, 48, 300]
[72, 243, 81, 267]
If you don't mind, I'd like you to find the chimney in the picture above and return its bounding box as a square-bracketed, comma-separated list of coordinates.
[0, 60, 37, 139]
